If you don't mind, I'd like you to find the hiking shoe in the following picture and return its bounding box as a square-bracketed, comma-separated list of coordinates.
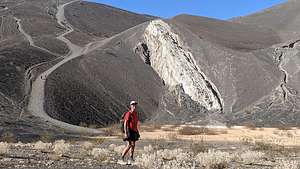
[130, 156, 135, 162]
[117, 157, 127, 165]
[129, 157, 135, 165]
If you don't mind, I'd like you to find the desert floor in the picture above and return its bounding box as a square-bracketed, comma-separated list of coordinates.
[1, 124, 300, 169]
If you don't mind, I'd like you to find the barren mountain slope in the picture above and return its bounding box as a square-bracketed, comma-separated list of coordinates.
[164, 18, 283, 115]
[1, 0, 300, 139]
[45, 14, 288, 127]
[0, 0, 157, 137]
[228, 0, 300, 126]
[232, 0, 300, 42]
[45, 22, 165, 127]
[170, 14, 281, 51]
[64, 1, 156, 46]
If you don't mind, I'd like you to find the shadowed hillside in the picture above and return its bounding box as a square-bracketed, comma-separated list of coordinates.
[0, 0, 300, 139]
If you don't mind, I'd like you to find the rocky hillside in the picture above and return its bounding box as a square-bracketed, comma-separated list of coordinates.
[0, 0, 300, 138]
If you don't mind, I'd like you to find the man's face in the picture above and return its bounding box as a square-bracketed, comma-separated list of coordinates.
[130, 104, 137, 111]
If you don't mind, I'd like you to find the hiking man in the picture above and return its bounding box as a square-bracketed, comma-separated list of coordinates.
[120, 100, 140, 164]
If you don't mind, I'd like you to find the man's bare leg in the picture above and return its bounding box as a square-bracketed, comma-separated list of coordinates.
[122, 141, 132, 159]
[130, 141, 135, 160]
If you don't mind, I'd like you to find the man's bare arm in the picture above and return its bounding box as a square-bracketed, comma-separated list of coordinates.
[124, 120, 128, 137]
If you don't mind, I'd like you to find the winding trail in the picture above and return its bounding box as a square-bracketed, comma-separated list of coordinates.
[275, 39, 300, 101]
[56, 0, 82, 58]
[277, 49, 289, 100]
[12, 0, 137, 134]
[14, 17, 59, 57]
[25, 0, 106, 134]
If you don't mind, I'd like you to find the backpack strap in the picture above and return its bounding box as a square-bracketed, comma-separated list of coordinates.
[123, 111, 132, 134]
[128, 112, 132, 124]
[125, 111, 132, 124]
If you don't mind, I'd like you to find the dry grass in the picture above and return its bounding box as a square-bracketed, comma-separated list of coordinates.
[81, 141, 94, 151]
[112, 145, 126, 154]
[242, 122, 256, 130]
[239, 150, 265, 164]
[48, 154, 62, 161]
[0, 142, 10, 155]
[106, 144, 127, 155]
[195, 150, 235, 169]
[77, 141, 94, 157]
[178, 127, 221, 135]
[136, 147, 237, 169]
[2, 134, 300, 168]
[239, 135, 287, 154]
[273, 130, 295, 138]
[53, 140, 70, 155]
[253, 141, 285, 153]
[34, 141, 52, 152]
[239, 136, 254, 145]
[190, 137, 209, 154]
[103, 123, 121, 136]
[276, 126, 293, 130]
[136, 148, 194, 168]
[91, 148, 109, 161]
[89, 137, 105, 145]
[143, 145, 154, 153]
[160, 124, 180, 132]
[285, 131, 294, 138]
[161, 127, 174, 132]
[166, 132, 177, 140]
[140, 125, 300, 147]
[275, 160, 300, 169]
[141, 123, 163, 132]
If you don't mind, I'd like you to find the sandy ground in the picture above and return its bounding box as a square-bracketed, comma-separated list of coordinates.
[139, 125, 300, 147]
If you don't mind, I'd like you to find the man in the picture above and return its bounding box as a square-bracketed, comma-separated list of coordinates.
[119, 100, 140, 165]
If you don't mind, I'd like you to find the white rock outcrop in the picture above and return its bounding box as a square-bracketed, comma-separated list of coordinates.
[142, 20, 223, 111]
